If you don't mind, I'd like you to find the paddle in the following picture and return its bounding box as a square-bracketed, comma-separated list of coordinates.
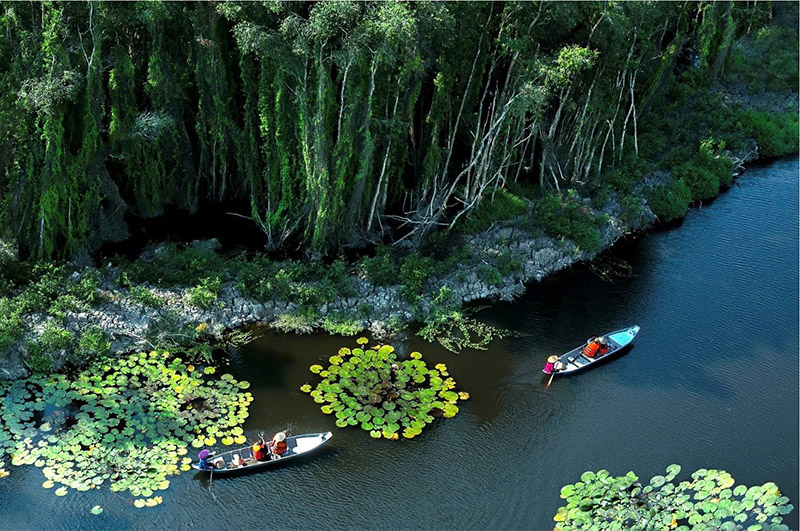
[546, 369, 556, 388]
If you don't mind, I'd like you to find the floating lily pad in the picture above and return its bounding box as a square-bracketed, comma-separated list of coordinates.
[90, 505, 103, 515]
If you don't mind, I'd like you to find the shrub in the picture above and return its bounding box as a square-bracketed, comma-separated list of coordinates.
[76, 325, 111, 362]
[23, 343, 54, 373]
[597, 157, 651, 194]
[123, 243, 227, 287]
[399, 252, 434, 301]
[495, 251, 522, 276]
[457, 188, 529, 234]
[478, 264, 502, 286]
[741, 110, 799, 159]
[232, 254, 277, 301]
[273, 311, 315, 334]
[321, 312, 363, 336]
[129, 285, 166, 308]
[532, 191, 603, 253]
[0, 298, 23, 351]
[186, 277, 221, 309]
[647, 179, 692, 222]
[39, 321, 73, 352]
[324, 258, 356, 299]
[361, 245, 396, 286]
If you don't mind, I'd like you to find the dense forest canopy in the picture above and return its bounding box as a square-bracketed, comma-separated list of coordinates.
[0, 1, 773, 259]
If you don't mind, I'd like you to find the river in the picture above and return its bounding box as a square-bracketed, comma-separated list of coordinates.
[0, 157, 797, 529]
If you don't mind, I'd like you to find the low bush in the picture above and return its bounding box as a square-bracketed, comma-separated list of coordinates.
[478, 264, 502, 286]
[187, 277, 221, 309]
[360, 245, 396, 287]
[39, 321, 73, 352]
[399, 252, 434, 301]
[321, 312, 363, 336]
[532, 191, 603, 253]
[129, 285, 166, 308]
[76, 325, 111, 363]
[672, 139, 733, 201]
[0, 298, 23, 351]
[647, 179, 693, 222]
[457, 188, 529, 234]
[123, 243, 227, 287]
[741, 110, 799, 159]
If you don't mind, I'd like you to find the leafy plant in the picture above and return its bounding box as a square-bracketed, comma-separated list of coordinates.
[301, 338, 468, 439]
[129, 285, 166, 308]
[186, 277, 221, 309]
[38, 321, 73, 352]
[647, 178, 693, 222]
[361, 246, 397, 287]
[75, 325, 111, 363]
[322, 312, 363, 336]
[554, 464, 794, 530]
[0, 351, 253, 508]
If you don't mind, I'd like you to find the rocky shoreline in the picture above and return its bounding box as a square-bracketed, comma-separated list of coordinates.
[0, 147, 762, 381]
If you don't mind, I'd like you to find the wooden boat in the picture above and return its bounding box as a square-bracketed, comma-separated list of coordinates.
[544, 325, 640, 376]
[192, 432, 332, 475]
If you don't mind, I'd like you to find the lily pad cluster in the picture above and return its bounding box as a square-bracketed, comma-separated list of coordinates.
[0, 351, 252, 508]
[554, 464, 794, 530]
[301, 338, 468, 439]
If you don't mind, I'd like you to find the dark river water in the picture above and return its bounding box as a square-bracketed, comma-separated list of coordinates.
[1, 157, 797, 530]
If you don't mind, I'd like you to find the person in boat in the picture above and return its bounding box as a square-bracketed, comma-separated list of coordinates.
[198, 449, 215, 470]
[252, 442, 266, 461]
[583, 337, 601, 358]
[597, 337, 609, 356]
[268, 431, 288, 457]
[544, 355, 559, 374]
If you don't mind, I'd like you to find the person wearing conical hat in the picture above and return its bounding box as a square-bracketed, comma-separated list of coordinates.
[543, 355, 559, 375]
[268, 431, 288, 457]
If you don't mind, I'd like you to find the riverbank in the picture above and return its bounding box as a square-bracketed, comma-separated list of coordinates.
[0, 140, 774, 380]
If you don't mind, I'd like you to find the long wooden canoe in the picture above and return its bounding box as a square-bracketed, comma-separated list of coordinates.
[192, 432, 332, 475]
[544, 325, 640, 376]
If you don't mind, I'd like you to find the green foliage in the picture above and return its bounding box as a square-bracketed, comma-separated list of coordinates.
[0, 351, 253, 505]
[672, 139, 734, 201]
[647, 179, 692, 222]
[301, 339, 468, 439]
[741, 110, 799, 159]
[186, 277, 221, 310]
[457, 188, 529, 234]
[129, 285, 166, 308]
[0, 298, 23, 352]
[322, 312, 363, 336]
[123, 244, 227, 288]
[726, 23, 799, 94]
[22, 343, 54, 373]
[272, 311, 316, 335]
[597, 158, 651, 195]
[399, 252, 434, 301]
[495, 251, 522, 277]
[361, 246, 397, 287]
[532, 191, 603, 253]
[478, 264, 502, 286]
[554, 464, 794, 530]
[75, 325, 110, 363]
[38, 321, 73, 352]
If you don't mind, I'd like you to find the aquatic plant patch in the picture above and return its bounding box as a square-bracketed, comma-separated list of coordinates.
[0, 351, 252, 508]
[302, 338, 468, 439]
[554, 464, 794, 530]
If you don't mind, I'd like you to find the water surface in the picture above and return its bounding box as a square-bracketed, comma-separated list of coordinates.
[0, 157, 797, 529]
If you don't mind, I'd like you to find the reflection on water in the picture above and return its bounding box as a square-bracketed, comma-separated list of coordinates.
[0, 157, 796, 530]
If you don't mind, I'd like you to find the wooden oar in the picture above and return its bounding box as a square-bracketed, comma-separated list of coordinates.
[546, 370, 556, 388]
